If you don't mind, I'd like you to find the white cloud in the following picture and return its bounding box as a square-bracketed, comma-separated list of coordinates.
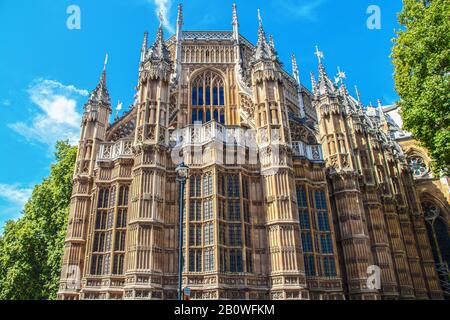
[2, 99, 11, 106]
[9, 79, 86, 146]
[35, 79, 89, 96]
[150, 0, 175, 34]
[278, 0, 325, 21]
[0, 184, 32, 207]
[0, 184, 33, 229]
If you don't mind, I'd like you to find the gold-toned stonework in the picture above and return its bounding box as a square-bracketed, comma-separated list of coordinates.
[58, 5, 449, 300]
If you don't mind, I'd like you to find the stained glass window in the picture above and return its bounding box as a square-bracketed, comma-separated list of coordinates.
[191, 71, 225, 124]
[320, 234, 333, 253]
[324, 256, 336, 277]
[192, 87, 197, 106]
[304, 255, 316, 276]
[408, 155, 428, 178]
[302, 233, 313, 253]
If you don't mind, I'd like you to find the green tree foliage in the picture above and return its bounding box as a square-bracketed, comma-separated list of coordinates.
[0, 141, 77, 300]
[392, 0, 450, 174]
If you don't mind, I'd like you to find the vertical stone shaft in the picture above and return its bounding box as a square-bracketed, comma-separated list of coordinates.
[124, 58, 172, 299]
[252, 64, 307, 300]
[355, 123, 399, 298]
[316, 95, 379, 300]
[59, 71, 111, 299]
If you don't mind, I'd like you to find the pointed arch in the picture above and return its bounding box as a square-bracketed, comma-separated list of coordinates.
[420, 193, 450, 297]
[189, 68, 227, 124]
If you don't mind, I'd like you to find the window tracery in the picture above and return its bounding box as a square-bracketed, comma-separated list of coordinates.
[408, 155, 428, 178]
[191, 71, 225, 124]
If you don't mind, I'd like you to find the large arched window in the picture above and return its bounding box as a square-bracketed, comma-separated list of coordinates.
[422, 200, 450, 297]
[191, 71, 225, 124]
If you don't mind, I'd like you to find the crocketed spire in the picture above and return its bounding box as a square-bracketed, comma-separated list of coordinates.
[148, 11, 171, 61]
[87, 55, 111, 108]
[315, 46, 337, 96]
[254, 9, 274, 61]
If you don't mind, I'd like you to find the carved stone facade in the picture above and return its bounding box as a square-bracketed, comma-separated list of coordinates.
[58, 5, 447, 300]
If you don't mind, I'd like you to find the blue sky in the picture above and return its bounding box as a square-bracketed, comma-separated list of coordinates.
[0, 0, 402, 231]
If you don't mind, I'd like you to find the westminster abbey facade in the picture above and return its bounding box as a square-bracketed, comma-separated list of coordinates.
[58, 5, 449, 300]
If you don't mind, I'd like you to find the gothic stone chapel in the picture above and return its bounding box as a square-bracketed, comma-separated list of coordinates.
[58, 4, 448, 300]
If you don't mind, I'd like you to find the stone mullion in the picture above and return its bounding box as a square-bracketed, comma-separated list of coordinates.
[393, 163, 431, 299]
[398, 217, 428, 299]
[238, 173, 247, 275]
[318, 100, 379, 299]
[108, 181, 120, 278]
[341, 115, 357, 170]
[82, 186, 99, 279]
[410, 215, 443, 299]
[379, 149, 416, 298]
[212, 168, 219, 280]
[359, 128, 399, 298]
[59, 177, 93, 299]
[305, 184, 318, 277]
[366, 142, 403, 298]
[264, 168, 306, 298]
[330, 181, 377, 299]
[384, 210, 415, 298]
[364, 201, 399, 298]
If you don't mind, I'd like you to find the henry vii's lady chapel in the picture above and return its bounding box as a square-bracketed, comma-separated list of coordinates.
[58, 5, 450, 300]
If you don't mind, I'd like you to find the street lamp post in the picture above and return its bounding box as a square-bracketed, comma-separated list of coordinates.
[176, 162, 189, 300]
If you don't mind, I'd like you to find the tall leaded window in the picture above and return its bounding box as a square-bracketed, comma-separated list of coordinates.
[317, 212, 330, 231]
[246, 249, 253, 273]
[204, 248, 214, 272]
[243, 202, 250, 223]
[203, 174, 213, 196]
[218, 174, 225, 196]
[191, 71, 225, 124]
[297, 186, 310, 229]
[227, 175, 240, 197]
[97, 188, 110, 208]
[227, 201, 241, 221]
[203, 199, 213, 220]
[320, 234, 333, 254]
[323, 256, 337, 277]
[91, 187, 113, 276]
[297, 187, 308, 207]
[301, 233, 313, 253]
[245, 225, 252, 247]
[189, 224, 202, 246]
[95, 211, 108, 230]
[204, 223, 214, 245]
[189, 250, 195, 271]
[116, 209, 127, 228]
[297, 186, 337, 278]
[91, 255, 103, 275]
[118, 186, 129, 206]
[314, 191, 327, 210]
[113, 254, 124, 275]
[190, 200, 201, 221]
[228, 224, 242, 246]
[315, 191, 330, 231]
[114, 231, 126, 251]
[422, 201, 450, 293]
[189, 249, 203, 272]
[190, 175, 201, 197]
[219, 222, 226, 245]
[242, 177, 249, 199]
[229, 249, 243, 273]
[304, 255, 316, 276]
[113, 185, 129, 275]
